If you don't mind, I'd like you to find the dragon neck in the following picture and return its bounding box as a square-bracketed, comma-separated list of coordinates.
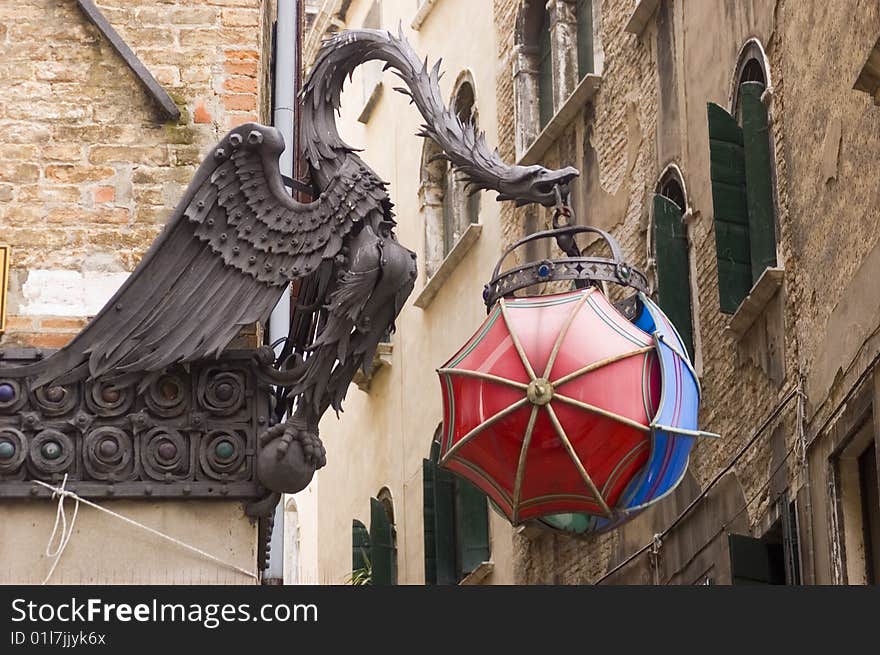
[300, 28, 513, 193]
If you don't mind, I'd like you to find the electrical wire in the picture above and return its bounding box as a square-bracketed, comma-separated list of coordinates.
[593, 384, 803, 585]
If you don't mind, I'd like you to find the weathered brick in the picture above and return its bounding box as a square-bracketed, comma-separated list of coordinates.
[221, 8, 260, 27]
[222, 93, 256, 112]
[45, 164, 115, 184]
[193, 101, 213, 124]
[40, 317, 88, 331]
[88, 145, 170, 166]
[93, 186, 116, 204]
[224, 59, 259, 77]
[0, 162, 40, 183]
[224, 77, 258, 94]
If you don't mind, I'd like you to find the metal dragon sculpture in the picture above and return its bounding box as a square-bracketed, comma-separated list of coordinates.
[1, 28, 578, 505]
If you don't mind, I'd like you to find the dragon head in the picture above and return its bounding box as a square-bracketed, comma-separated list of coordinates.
[494, 164, 580, 207]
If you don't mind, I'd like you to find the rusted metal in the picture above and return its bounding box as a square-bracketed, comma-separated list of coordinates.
[75, 0, 181, 122]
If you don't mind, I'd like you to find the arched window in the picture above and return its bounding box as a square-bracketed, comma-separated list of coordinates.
[420, 75, 481, 279]
[351, 519, 370, 583]
[370, 489, 397, 585]
[283, 497, 300, 585]
[422, 427, 489, 585]
[707, 40, 778, 314]
[653, 168, 696, 360]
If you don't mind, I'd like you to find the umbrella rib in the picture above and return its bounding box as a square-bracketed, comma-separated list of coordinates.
[541, 291, 590, 379]
[437, 368, 529, 391]
[545, 403, 613, 518]
[512, 405, 540, 525]
[553, 392, 652, 433]
[551, 346, 654, 388]
[499, 297, 537, 381]
[440, 397, 530, 464]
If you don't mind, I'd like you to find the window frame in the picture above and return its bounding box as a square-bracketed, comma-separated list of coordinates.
[708, 38, 781, 316]
[650, 165, 700, 366]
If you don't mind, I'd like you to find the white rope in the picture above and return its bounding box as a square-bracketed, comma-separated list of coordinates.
[34, 478, 258, 584]
[42, 474, 79, 585]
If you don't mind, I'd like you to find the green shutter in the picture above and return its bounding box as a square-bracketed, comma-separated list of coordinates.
[455, 477, 490, 576]
[422, 459, 438, 585]
[538, 16, 553, 129]
[576, 0, 593, 79]
[369, 497, 395, 585]
[740, 81, 777, 280]
[352, 519, 370, 574]
[434, 466, 457, 585]
[708, 102, 753, 313]
[653, 194, 696, 360]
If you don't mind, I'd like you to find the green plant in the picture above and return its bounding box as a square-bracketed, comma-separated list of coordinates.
[347, 549, 372, 586]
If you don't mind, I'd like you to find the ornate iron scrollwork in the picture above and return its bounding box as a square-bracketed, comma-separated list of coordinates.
[0, 348, 270, 501]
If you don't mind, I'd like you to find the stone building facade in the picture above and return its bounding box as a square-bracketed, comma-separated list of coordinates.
[0, 0, 271, 347]
[0, 0, 274, 584]
[2, 0, 878, 586]
[308, 0, 880, 585]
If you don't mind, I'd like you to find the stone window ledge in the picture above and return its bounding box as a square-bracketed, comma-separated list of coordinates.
[726, 266, 784, 339]
[411, 0, 438, 31]
[517, 74, 602, 167]
[357, 81, 383, 124]
[459, 560, 493, 585]
[624, 0, 661, 36]
[414, 223, 482, 309]
[853, 35, 880, 104]
[352, 342, 393, 392]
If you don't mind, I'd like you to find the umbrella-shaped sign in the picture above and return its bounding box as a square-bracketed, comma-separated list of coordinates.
[437, 286, 715, 533]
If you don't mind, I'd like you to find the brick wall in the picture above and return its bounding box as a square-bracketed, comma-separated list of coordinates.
[492, 0, 814, 584]
[0, 0, 272, 349]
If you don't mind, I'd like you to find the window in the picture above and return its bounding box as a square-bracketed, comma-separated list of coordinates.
[420, 76, 481, 279]
[576, 0, 593, 79]
[370, 491, 397, 585]
[351, 494, 397, 586]
[707, 41, 777, 314]
[538, 9, 553, 129]
[423, 432, 490, 585]
[653, 171, 695, 360]
[351, 519, 370, 582]
[835, 419, 880, 584]
[728, 500, 802, 585]
[283, 498, 300, 585]
[357, 1, 383, 123]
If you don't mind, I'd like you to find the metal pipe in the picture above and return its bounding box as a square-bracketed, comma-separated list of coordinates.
[265, 0, 300, 586]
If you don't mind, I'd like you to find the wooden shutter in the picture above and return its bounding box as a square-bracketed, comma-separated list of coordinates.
[708, 102, 753, 313]
[740, 81, 778, 280]
[653, 194, 696, 360]
[455, 477, 490, 576]
[576, 0, 593, 79]
[370, 497, 395, 585]
[538, 15, 553, 129]
[433, 466, 458, 585]
[422, 459, 438, 585]
[352, 519, 370, 574]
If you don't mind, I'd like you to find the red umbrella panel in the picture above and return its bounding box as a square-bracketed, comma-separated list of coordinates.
[437, 288, 662, 525]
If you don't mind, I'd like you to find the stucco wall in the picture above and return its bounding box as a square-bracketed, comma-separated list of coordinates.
[0, 500, 258, 584]
[0, 0, 274, 584]
[310, 0, 515, 585]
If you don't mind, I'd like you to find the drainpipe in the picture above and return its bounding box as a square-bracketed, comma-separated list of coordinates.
[265, 0, 300, 586]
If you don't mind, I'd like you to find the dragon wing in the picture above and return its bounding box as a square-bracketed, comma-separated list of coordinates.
[11, 123, 387, 388]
